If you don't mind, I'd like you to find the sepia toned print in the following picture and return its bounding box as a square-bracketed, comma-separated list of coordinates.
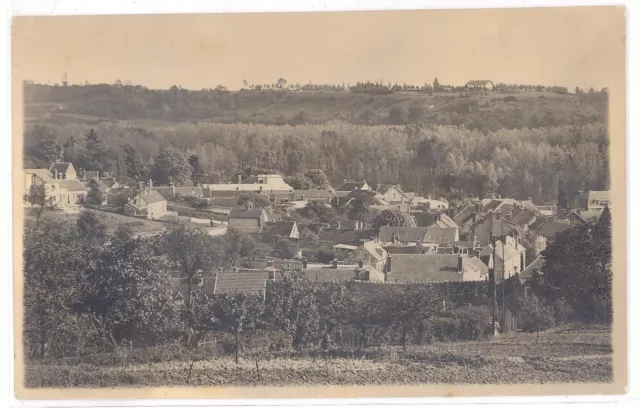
[11, 7, 627, 399]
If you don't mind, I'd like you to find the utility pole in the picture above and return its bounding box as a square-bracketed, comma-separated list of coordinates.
[490, 234, 497, 337]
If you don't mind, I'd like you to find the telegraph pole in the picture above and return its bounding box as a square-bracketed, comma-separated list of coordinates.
[491, 235, 497, 336]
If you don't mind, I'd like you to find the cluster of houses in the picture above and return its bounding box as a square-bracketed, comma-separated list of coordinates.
[24, 164, 610, 331]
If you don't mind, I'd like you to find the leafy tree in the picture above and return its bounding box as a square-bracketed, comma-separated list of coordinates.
[265, 270, 320, 349]
[299, 200, 336, 224]
[303, 169, 330, 189]
[23, 219, 91, 357]
[150, 147, 192, 186]
[76, 211, 107, 244]
[84, 226, 181, 346]
[286, 173, 313, 190]
[271, 238, 297, 259]
[276, 78, 288, 89]
[433, 77, 440, 91]
[63, 136, 80, 163]
[123, 144, 147, 181]
[386, 284, 442, 350]
[87, 183, 103, 205]
[518, 295, 555, 344]
[30, 138, 63, 167]
[541, 218, 611, 322]
[224, 228, 269, 266]
[25, 184, 58, 221]
[347, 196, 370, 222]
[372, 208, 413, 233]
[81, 129, 108, 173]
[212, 292, 265, 364]
[161, 224, 227, 311]
[237, 194, 271, 209]
[188, 154, 207, 186]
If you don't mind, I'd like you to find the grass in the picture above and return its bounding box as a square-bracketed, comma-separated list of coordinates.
[26, 208, 169, 235]
[24, 325, 612, 388]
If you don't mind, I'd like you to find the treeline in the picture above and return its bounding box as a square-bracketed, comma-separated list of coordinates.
[24, 208, 612, 360]
[24, 82, 607, 129]
[24, 122, 609, 205]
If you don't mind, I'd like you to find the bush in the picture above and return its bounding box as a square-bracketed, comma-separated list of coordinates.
[552, 297, 574, 325]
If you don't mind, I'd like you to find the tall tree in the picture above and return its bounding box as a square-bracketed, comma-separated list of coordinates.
[188, 154, 207, 186]
[304, 169, 330, 189]
[150, 147, 192, 186]
[213, 293, 265, 364]
[123, 144, 147, 181]
[372, 208, 414, 233]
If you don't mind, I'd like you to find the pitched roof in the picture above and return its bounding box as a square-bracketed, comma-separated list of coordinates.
[423, 227, 458, 245]
[140, 190, 166, 204]
[89, 178, 108, 191]
[466, 80, 493, 86]
[361, 240, 387, 263]
[429, 213, 458, 228]
[24, 169, 55, 183]
[388, 254, 464, 283]
[316, 227, 374, 245]
[83, 171, 99, 181]
[378, 226, 428, 244]
[293, 190, 335, 199]
[247, 259, 303, 271]
[536, 221, 572, 239]
[528, 217, 549, 232]
[213, 272, 272, 295]
[453, 203, 476, 226]
[412, 212, 440, 227]
[579, 210, 604, 221]
[479, 241, 521, 262]
[304, 268, 358, 283]
[376, 184, 406, 196]
[175, 186, 204, 197]
[229, 207, 266, 219]
[511, 209, 537, 226]
[338, 181, 367, 191]
[262, 221, 296, 237]
[463, 256, 490, 277]
[49, 162, 73, 174]
[59, 179, 88, 192]
[587, 190, 610, 204]
[101, 178, 119, 188]
[520, 256, 544, 280]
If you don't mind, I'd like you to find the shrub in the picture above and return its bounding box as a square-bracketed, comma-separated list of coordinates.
[552, 297, 575, 325]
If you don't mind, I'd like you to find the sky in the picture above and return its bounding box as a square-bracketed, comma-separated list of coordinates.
[11, 7, 625, 91]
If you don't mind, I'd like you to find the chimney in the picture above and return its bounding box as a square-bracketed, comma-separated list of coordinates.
[238, 174, 242, 184]
[302, 259, 308, 269]
[458, 254, 464, 273]
[473, 235, 477, 249]
[53, 168, 58, 179]
[337, 221, 341, 229]
[358, 260, 364, 268]
[392, 233, 397, 245]
[332, 259, 338, 269]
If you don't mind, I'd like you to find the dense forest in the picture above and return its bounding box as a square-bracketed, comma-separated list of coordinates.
[23, 82, 610, 205]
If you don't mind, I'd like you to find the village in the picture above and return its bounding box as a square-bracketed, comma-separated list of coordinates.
[23, 159, 611, 335]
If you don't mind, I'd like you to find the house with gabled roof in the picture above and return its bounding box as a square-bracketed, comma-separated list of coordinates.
[423, 227, 459, 246]
[375, 184, 409, 204]
[49, 162, 77, 180]
[124, 189, 168, 219]
[465, 80, 494, 91]
[534, 220, 572, 252]
[478, 236, 526, 280]
[228, 203, 268, 234]
[378, 226, 428, 247]
[58, 179, 89, 205]
[354, 240, 388, 272]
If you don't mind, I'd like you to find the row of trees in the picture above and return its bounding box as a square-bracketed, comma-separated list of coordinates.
[24, 82, 607, 128]
[24, 122, 609, 205]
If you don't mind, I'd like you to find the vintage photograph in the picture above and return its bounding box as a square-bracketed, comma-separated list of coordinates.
[11, 7, 626, 397]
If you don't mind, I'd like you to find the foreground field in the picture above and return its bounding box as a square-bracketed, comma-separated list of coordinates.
[25, 325, 612, 388]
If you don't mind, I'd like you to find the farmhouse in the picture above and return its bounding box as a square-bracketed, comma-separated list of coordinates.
[124, 190, 168, 219]
[262, 221, 300, 239]
[465, 80, 495, 91]
[228, 204, 268, 234]
[375, 184, 409, 204]
[292, 189, 335, 204]
[202, 174, 293, 194]
[378, 226, 428, 247]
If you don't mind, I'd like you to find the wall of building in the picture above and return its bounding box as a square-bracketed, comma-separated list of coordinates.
[229, 217, 261, 233]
